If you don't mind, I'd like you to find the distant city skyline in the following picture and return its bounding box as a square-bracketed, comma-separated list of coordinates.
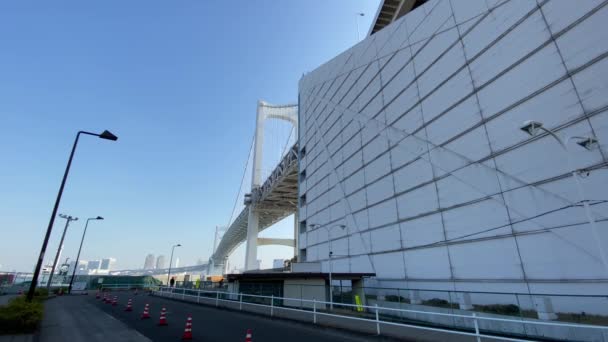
[156, 255, 166, 269]
[143, 254, 155, 269]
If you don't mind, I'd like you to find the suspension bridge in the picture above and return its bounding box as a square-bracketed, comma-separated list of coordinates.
[208, 101, 300, 274]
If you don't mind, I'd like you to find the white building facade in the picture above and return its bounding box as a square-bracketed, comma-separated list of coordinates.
[297, 0, 608, 300]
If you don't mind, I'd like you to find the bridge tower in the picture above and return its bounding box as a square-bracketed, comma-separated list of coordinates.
[245, 100, 298, 271]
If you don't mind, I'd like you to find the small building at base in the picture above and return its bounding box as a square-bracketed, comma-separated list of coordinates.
[226, 263, 374, 310]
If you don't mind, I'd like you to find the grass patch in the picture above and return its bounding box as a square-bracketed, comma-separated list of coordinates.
[557, 312, 608, 325]
[0, 296, 44, 335]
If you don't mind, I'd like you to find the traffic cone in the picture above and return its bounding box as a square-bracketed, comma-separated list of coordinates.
[181, 315, 193, 340]
[104, 294, 109, 303]
[245, 329, 252, 342]
[95, 292, 100, 299]
[125, 299, 133, 312]
[112, 296, 118, 306]
[141, 304, 151, 319]
[157, 307, 168, 326]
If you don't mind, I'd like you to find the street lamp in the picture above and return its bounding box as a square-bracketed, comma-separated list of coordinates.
[355, 12, 365, 41]
[46, 214, 78, 291]
[309, 223, 346, 310]
[519, 120, 608, 275]
[167, 244, 182, 286]
[27, 129, 118, 301]
[68, 216, 103, 294]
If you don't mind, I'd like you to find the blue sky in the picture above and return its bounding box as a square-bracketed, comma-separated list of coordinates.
[0, 1, 379, 271]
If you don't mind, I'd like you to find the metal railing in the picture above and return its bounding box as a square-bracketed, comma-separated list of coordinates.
[152, 286, 608, 342]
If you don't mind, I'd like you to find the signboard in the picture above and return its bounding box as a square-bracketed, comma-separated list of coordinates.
[97, 278, 104, 284]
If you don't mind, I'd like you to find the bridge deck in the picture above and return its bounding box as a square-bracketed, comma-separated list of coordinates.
[211, 144, 299, 265]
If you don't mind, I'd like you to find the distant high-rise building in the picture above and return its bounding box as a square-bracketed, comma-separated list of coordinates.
[156, 255, 166, 269]
[87, 260, 100, 272]
[144, 254, 155, 270]
[98, 258, 116, 274]
[68, 260, 88, 275]
[174, 258, 179, 268]
[272, 259, 285, 269]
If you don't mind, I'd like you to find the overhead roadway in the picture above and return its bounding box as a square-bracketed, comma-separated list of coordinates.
[368, 0, 428, 36]
[210, 143, 299, 272]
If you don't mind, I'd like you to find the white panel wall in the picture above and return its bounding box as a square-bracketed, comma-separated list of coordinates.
[298, 0, 608, 297]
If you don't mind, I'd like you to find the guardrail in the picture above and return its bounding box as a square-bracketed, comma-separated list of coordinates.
[99, 283, 159, 291]
[151, 286, 608, 341]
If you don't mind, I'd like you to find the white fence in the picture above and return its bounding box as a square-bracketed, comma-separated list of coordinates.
[148, 286, 608, 342]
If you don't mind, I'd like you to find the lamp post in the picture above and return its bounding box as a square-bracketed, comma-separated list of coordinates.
[309, 223, 346, 310]
[27, 130, 118, 301]
[68, 216, 103, 294]
[167, 244, 181, 286]
[46, 214, 78, 291]
[519, 120, 608, 276]
[355, 12, 365, 41]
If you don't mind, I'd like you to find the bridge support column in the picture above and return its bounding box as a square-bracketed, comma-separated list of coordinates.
[243, 100, 298, 271]
[245, 206, 260, 271]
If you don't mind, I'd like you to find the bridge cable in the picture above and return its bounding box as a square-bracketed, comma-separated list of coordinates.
[226, 133, 255, 229]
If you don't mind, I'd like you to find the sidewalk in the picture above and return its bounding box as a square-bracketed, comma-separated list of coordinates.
[38, 296, 151, 342]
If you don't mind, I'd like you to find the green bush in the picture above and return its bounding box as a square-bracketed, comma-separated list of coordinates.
[422, 298, 457, 308]
[385, 295, 407, 303]
[476, 304, 520, 315]
[51, 287, 67, 295]
[0, 297, 43, 334]
[34, 288, 48, 297]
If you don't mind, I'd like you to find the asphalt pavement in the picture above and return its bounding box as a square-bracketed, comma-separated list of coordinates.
[38, 296, 151, 342]
[89, 290, 402, 341]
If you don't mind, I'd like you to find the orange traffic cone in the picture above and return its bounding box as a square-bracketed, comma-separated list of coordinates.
[181, 315, 193, 340]
[245, 329, 252, 342]
[95, 292, 100, 299]
[125, 299, 133, 311]
[112, 296, 118, 306]
[104, 294, 109, 303]
[157, 307, 168, 326]
[141, 304, 151, 319]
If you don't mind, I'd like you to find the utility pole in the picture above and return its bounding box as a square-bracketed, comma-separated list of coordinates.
[355, 13, 365, 41]
[47, 214, 78, 291]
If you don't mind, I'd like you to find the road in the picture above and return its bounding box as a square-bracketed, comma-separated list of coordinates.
[89, 290, 401, 341]
[39, 296, 150, 342]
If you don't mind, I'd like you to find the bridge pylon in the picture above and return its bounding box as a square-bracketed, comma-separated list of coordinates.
[244, 100, 298, 271]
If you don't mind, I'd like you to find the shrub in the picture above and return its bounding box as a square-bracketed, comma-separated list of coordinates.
[34, 288, 48, 297]
[385, 295, 407, 303]
[51, 287, 67, 295]
[476, 304, 520, 315]
[0, 297, 43, 334]
[422, 298, 456, 308]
